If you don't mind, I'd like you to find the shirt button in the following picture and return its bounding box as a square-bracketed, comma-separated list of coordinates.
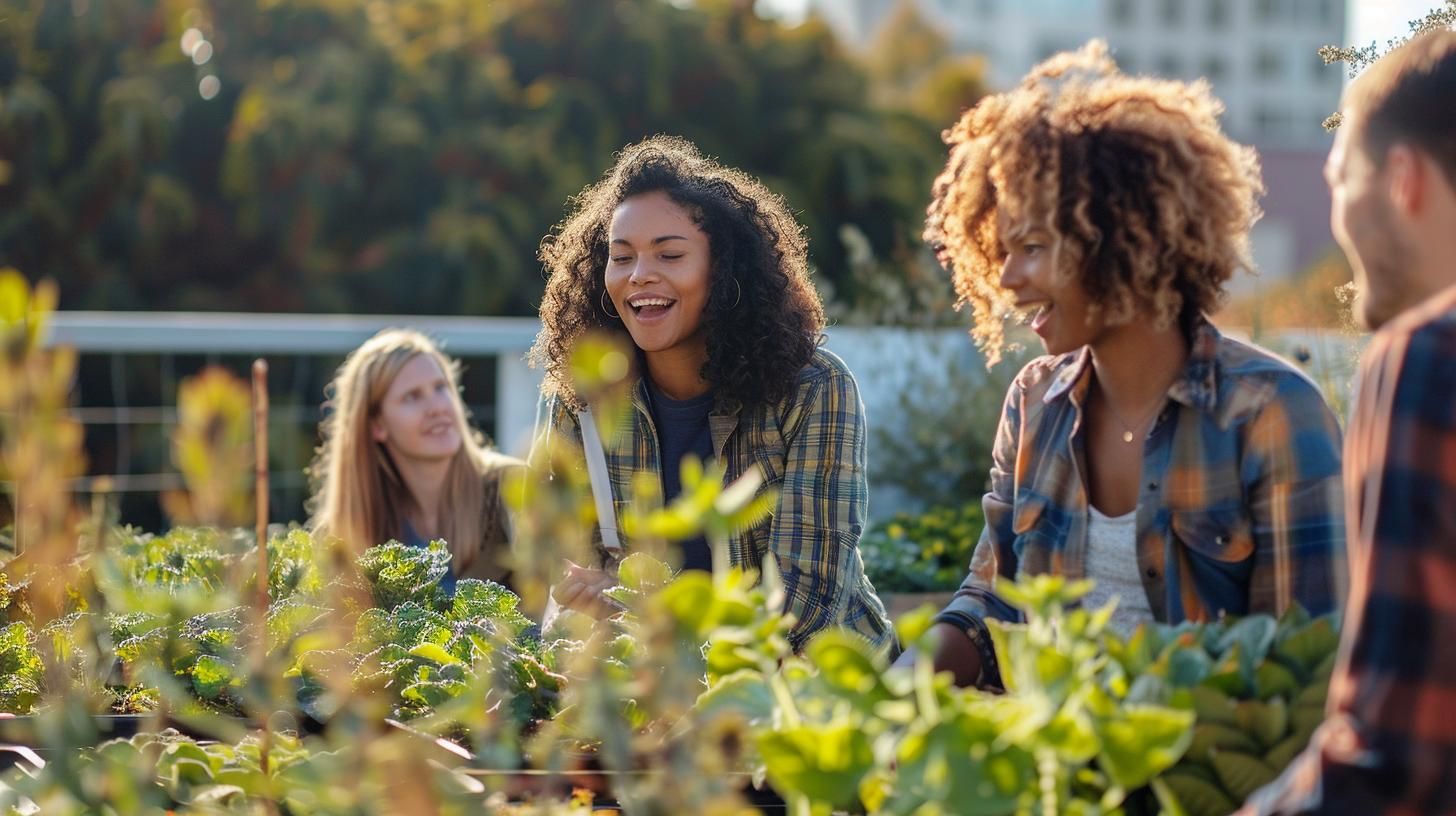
[1215, 535, 1226, 546]
[1145, 568, 1159, 579]
[1146, 481, 1158, 491]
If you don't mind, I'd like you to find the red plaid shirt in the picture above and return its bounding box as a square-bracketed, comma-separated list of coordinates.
[1244, 286, 1456, 815]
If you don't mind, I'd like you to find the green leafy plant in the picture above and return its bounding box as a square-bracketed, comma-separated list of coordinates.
[860, 503, 984, 593]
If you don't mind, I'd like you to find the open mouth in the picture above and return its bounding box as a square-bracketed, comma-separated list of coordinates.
[1011, 301, 1053, 331]
[626, 295, 677, 319]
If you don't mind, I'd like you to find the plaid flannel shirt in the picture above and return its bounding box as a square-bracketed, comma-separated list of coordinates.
[934, 320, 1347, 688]
[543, 347, 892, 653]
[1244, 286, 1456, 815]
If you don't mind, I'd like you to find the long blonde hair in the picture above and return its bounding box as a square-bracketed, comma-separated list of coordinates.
[308, 328, 513, 575]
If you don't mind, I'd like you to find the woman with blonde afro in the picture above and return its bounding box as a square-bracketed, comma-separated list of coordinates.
[899, 42, 1346, 688]
[309, 329, 522, 593]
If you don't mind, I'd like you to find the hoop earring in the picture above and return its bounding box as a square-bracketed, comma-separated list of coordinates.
[728, 277, 742, 310]
[600, 290, 620, 319]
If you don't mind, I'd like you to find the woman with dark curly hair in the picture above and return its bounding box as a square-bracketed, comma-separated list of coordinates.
[530, 136, 892, 653]
[899, 42, 1346, 687]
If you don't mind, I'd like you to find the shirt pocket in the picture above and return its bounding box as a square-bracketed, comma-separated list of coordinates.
[1009, 493, 1058, 573]
[751, 445, 785, 487]
[1171, 508, 1255, 563]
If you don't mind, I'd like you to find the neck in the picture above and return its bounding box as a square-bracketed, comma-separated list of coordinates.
[643, 341, 711, 401]
[1089, 318, 1190, 415]
[394, 455, 452, 535]
[1412, 225, 1456, 310]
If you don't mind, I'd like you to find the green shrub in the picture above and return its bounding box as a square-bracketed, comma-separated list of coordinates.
[860, 503, 983, 592]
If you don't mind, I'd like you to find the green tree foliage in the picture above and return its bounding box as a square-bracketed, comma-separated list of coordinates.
[0, 0, 966, 315]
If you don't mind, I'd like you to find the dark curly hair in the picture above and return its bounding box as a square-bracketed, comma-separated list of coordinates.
[924, 41, 1264, 364]
[532, 136, 825, 409]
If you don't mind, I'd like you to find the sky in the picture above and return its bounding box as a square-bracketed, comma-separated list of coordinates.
[758, 0, 1449, 53]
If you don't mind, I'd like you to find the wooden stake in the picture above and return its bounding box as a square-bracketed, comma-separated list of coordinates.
[251, 359, 270, 777]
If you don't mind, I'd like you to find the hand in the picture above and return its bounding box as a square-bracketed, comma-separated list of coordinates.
[892, 623, 983, 689]
[551, 560, 621, 620]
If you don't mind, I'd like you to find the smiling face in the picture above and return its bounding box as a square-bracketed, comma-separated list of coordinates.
[370, 353, 463, 465]
[1325, 111, 1417, 331]
[996, 209, 1103, 356]
[605, 190, 713, 359]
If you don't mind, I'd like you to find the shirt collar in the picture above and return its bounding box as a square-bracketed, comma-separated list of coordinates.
[1042, 317, 1222, 414]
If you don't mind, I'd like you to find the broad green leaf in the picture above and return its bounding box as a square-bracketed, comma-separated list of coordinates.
[1096, 704, 1195, 789]
[408, 642, 464, 666]
[1189, 686, 1237, 726]
[1266, 729, 1313, 771]
[1255, 659, 1300, 701]
[806, 630, 890, 704]
[696, 671, 775, 724]
[190, 654, 236, 701]
[757, 723, 874, 810]
[1217, 617, 1277, 663]
[1163, 644, 1214, 687]
[895, 604, 937, 648]
[1275, 618, 1340, 675]
[1211, 750, 1279, 801]
[888, 715, 1029, 816]
[1044, 709, 1100, 763]
[1185, 722, 1259, 764]
[1235, 698, 1289, 748]
[1156, 769, 1238, 816]
[616, 552, 674, 592]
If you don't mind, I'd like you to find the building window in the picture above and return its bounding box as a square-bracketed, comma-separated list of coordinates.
[1110, 0, 1134, 25]
[1256, 48, 1282, 80]
[1203, 55, 1227, 83]
[1255, 106, 1285, 139]
[1159, 0, 1181, 25]
[1156, 53, 1181, 77]
[1207, 0, 1230, 28]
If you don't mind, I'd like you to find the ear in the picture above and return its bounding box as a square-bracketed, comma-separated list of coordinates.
[1385, 144, 1424, 218]
[371, 419, 388, 443]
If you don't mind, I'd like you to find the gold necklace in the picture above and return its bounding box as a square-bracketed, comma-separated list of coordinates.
[1102, 395, 1167, 444]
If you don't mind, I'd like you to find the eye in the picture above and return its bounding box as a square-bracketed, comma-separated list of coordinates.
[435, 382, 450, 394]
[660, 253, 684, 261]
[1023, 243, 1044, 256]
[610, 255, 633, 265]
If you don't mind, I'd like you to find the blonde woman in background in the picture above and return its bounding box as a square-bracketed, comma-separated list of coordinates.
[309, 328, 522, 593]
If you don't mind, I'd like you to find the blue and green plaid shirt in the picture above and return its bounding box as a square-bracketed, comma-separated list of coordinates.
[544, 347, 893, 653]
[935, 321, 1347, 687]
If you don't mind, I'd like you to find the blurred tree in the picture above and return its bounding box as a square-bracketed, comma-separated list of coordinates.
[0, 0, 972, 316]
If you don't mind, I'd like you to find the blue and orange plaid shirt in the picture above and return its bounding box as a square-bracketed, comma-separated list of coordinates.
[1244, 286, 1456, 815]
[543, 347, 893, 653]
[934, 320, 1347, 687]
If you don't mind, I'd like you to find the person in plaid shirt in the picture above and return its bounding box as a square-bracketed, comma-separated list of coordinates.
[529, 136, 892, 653]
[895, 42, 1346, 687]
[1242, 31, 1456, 815]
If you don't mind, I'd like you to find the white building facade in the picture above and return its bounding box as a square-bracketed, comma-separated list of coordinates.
[811, 0, 1349, 279]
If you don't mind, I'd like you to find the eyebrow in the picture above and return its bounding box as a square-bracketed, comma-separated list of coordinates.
[610, 235, 690, 246]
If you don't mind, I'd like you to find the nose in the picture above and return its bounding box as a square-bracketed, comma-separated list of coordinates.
[627, 259, 659, 286]
[998, 255, 1024, 292]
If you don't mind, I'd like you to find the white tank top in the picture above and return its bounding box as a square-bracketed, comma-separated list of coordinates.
[1082, 506, 1156, 638]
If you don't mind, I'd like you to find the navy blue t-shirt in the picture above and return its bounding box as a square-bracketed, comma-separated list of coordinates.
[646, 379, 715, 573]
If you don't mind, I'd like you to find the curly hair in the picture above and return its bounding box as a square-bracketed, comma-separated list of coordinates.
[924, 40, 1264, 364]
[532, 135, 825, 409]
